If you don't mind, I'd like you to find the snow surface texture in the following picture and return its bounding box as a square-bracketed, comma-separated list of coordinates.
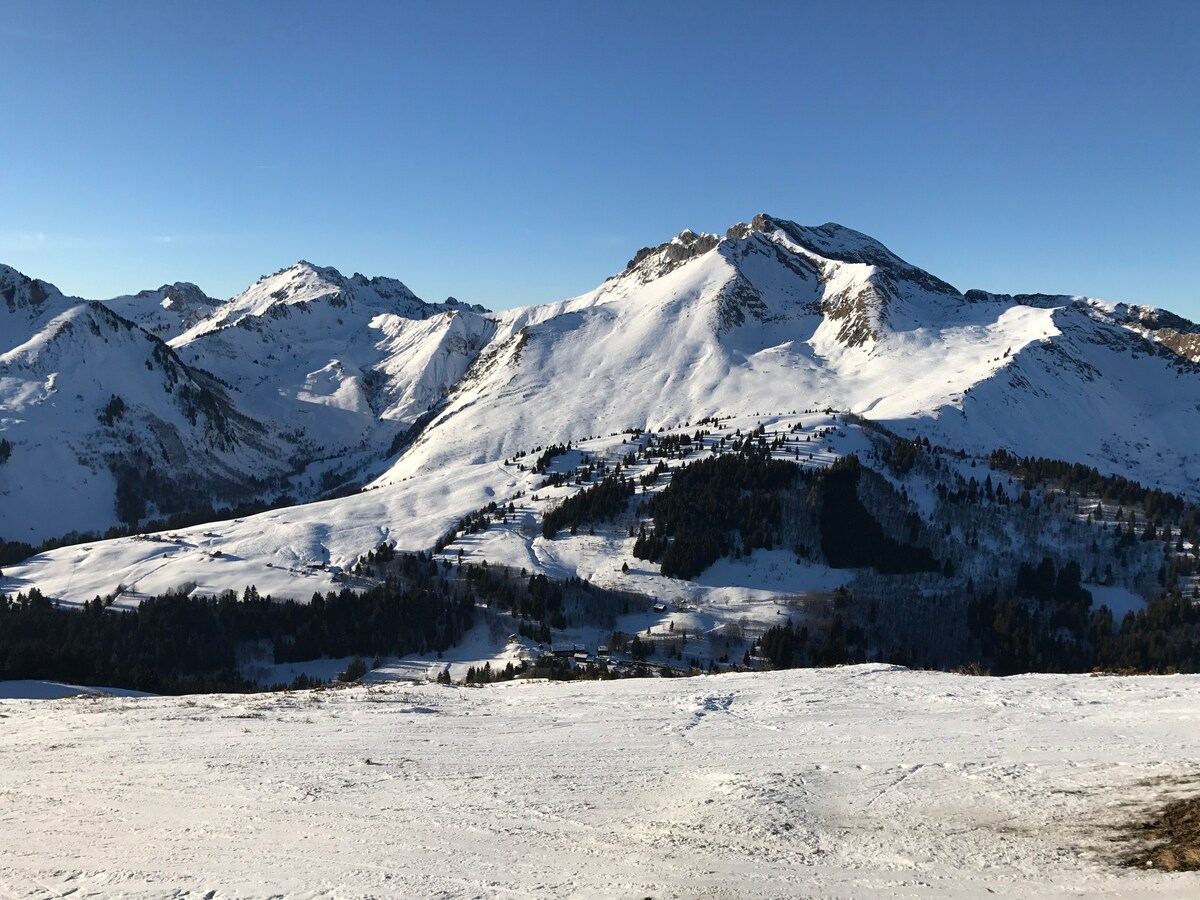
[1, 666, 1197, 898]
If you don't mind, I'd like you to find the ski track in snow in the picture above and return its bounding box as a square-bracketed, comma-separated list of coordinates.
[1, 665, 1197, 899]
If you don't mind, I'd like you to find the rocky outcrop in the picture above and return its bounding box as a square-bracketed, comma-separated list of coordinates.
[622, 230, 721, 283]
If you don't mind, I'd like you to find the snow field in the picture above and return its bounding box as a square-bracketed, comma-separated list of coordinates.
[0, 666, 1197, 898]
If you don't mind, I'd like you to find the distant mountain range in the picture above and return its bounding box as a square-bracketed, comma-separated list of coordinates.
[2, 214, 1199, 601]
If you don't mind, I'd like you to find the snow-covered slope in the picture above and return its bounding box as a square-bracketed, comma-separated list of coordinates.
[1, 666, 1197, 898]
[4, 214, 1200, 601]
[0, 262, 495, 543]
[102, 281, 220, 340]
[376, 213, 1200, 498]
[0, 265, 302, 542]
[922, 299, 1200, 489]
[171, 261, 494, 473]
[968, 292, 1200, 365]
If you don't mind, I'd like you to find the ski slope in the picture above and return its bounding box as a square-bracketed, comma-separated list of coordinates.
[0, 665, 1196, 898]
[0, 412, 861, 608]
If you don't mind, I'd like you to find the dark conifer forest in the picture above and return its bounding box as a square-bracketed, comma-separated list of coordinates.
[0, 553, 474, 693]
[5, 420, 1200, 691]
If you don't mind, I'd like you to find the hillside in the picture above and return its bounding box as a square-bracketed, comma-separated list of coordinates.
[0, 265, 303, 543]
[5, 410, 1196, 690]
[0, 261, 496, 543]
[3, 215, 1199, 626]
[173, 261, 492, 428]
[102, 281, 220, 340]
[376, 214, 1200, 500]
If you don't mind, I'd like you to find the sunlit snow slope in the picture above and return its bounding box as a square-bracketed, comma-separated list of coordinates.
[4, 214, 1200, 600]
[0, 262, 496, 542]
[0, 265, 301, 542]
[378, 214, 1200, 498]
[172, 261, 494, 444]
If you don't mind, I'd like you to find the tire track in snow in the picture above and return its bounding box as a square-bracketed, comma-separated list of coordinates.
[865, 763, 928, 809]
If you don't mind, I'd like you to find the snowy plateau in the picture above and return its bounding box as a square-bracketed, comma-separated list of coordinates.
[2, 215, 1200, 897]
[2, 667, 1199, 898]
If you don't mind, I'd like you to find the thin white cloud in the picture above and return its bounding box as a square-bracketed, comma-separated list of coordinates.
[0, 231, 49, 243]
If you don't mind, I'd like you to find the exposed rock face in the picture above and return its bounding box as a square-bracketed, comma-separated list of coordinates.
[620, 216, 962, 349]
[821, 278, 895, 348]
[0, 264, 59, 313]
[100, 282, 220, 340]
[716, 275, 770, 331]
[965, 291, 1200, 366]
[1121, 306, 1200, 364]
[157, 282, 211, 311]
[722, 215, 965, 348]
[742, 214, 960, 296]
[622, 229, 721, 283]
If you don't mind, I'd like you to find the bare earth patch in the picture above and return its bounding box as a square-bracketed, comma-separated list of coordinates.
[1123, 795, 1200, 872]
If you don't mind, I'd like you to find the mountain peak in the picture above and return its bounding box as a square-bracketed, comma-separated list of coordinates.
[290, 258, 341, 278]
[268, 259, 345, 289]
[612, 216, 959, 303]
[99, 281, 220, 339]
[728, 214, 959, 296]
[737, 214, 900, 266]
[146, 281, 214, 310]
[175, 259, 492, 345]
[0, 263, 63, 313]
[620, 229, 721, 284]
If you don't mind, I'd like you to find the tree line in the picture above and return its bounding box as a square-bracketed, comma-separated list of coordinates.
[0, 553, 475, 693]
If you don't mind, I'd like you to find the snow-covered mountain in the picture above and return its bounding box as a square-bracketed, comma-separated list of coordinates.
[102, 281, 220, 340]
[0, 261, 497, 543]
[0, 265, 303, 542]
[171, 261, 494, 468]
[377, 213, 1200, 497]
[3, 214, 1200, 601]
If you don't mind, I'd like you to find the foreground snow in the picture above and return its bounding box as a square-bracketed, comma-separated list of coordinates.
[2, 666, 1197, 898]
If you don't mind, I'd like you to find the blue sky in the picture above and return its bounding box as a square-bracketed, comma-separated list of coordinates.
[2, 0, 1198, 316]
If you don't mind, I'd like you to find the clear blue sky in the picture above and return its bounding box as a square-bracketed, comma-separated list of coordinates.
[2, 0, 1198, 316]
